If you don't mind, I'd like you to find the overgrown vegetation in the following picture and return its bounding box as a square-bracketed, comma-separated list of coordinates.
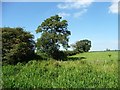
[2, 51, 118, 88]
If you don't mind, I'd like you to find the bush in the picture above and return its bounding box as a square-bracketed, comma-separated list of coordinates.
[2, 27, 35, 64]
[64, 50, 78, 56]
[36, 51, 49, 60]
[36, 50, 67, 61]
[52, 51, 67, 60]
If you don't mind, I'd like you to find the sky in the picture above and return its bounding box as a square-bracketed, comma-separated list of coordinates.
[1, 1, 118, 51]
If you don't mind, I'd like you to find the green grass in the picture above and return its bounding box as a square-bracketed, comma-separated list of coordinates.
[2, 51, 118, 88]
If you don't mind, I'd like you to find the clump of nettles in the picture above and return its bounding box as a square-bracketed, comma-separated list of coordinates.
[108, 54, 111, 58]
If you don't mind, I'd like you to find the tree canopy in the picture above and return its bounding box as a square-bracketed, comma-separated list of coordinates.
[36, 15, 71, 60]
[71, 39, 91, 53]
[2, 27, 35, 64]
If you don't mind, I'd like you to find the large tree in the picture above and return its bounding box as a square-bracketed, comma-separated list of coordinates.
[36, 15, 71, 59]
[2, 27, 35, 64]
[71, 39, 91, 53]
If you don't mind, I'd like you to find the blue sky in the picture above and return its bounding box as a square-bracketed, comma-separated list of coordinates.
[2, 2, 118, 51]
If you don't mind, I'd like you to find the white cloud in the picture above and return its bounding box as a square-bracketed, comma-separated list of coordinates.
[57, 0, 119, 18]
[57, 0, 93, 18]
[109, 2, 118, 14]
[58, 12, 70, 18]
[73, 9, 87, 18]
[57, 0, 93, 9]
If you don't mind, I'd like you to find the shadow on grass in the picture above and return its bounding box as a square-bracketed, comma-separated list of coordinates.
[67, 56, 86, 61]
[31, 54, 86, 61]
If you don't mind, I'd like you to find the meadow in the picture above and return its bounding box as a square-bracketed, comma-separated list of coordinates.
[2, 51, 118, 88]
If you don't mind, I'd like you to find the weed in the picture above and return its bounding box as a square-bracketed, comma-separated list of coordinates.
[2, 51, 118, 88]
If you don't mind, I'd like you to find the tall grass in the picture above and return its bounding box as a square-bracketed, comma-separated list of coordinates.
[2, 51, 118, 88]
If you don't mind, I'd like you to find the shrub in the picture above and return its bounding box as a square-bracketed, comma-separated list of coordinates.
[36, 50, 67, 61]
[36, 50, 49, 60]
[51, 50, 67, 60]
[2, 27, 35, 64]
[64, 50, 78, 56]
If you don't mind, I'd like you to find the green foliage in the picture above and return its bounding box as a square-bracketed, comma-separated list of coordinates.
[2, 27, 35, 64]
[52, 51, 67, 60]
[72, 39, 91, 53]
[2, 51, 118, 88]
[64, 50, 78, 56]
[36, 50, 49, 60]
[36, 15, 71, 60]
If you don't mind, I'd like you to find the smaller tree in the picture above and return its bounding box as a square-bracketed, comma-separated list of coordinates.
[71, 39, 91, 53]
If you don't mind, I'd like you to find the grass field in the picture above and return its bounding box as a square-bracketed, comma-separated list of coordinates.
[2, 51, 118, 88]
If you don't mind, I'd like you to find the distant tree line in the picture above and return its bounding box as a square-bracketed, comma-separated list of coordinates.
[1, 15, 91, 64]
